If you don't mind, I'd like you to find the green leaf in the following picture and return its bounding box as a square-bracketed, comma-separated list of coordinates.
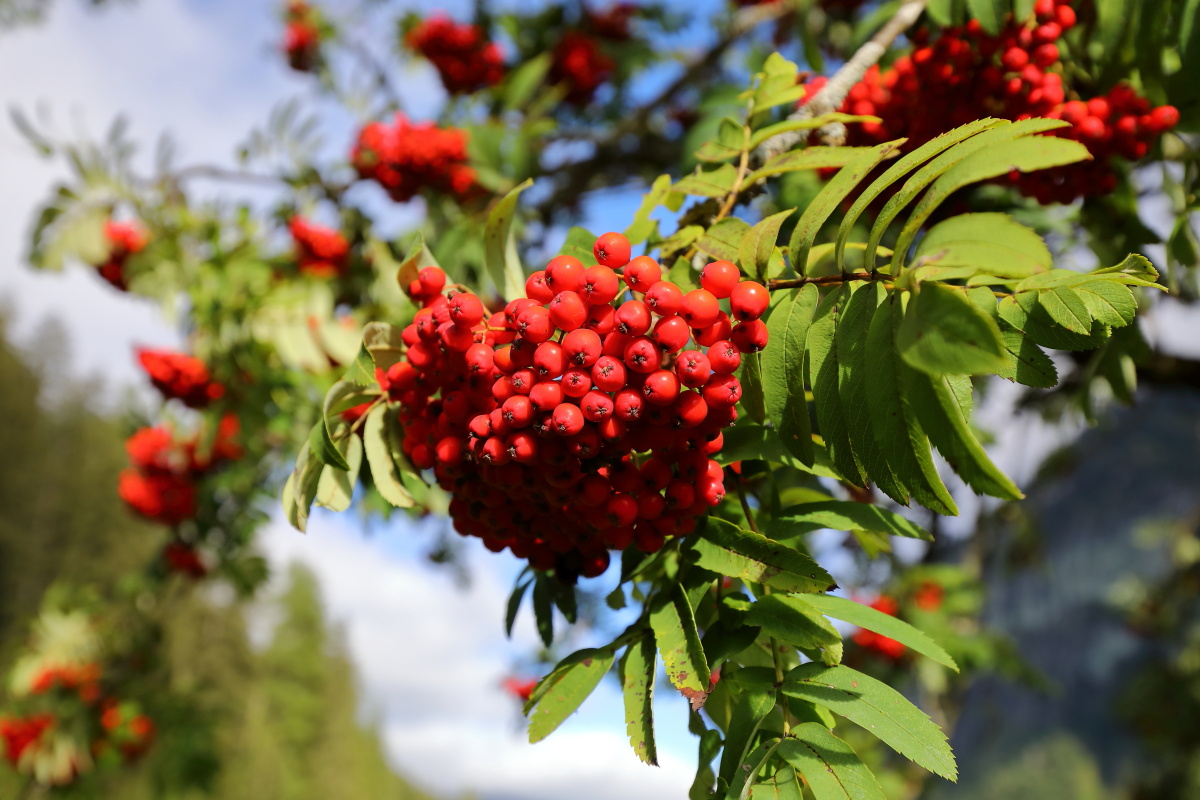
[789, 142, 901, 276]
[1036, 286, 1093, 334]
[999, 293, 1105, 351]
[693, 518, 836, 594]
[807, 286, 865, 485]
[839, 119, 1005, 273]
[533, 576, 554, 647]
[749, 764, 804, 800]
[323, 380, 373, 425]
[690, 729, 725, 800]
[796, 594, 957, 670]
[837, 283, 905, 499]
[898, 283, 1007, 375]
[283, 444, 323, 533]
[527, 648, 614, 743]
[362, 321, 405, 372]
[394, 232, 441, 290]
[926, 0, 960, 25]
[559, 226, 598, 263]
[763, 284, 817, 464]
[504, 52, 551, 111]
[745, 594, 842, 650]
[674, 163, 740, 197]
[505, 577, 532, 638]
[484, 178, 534, 301]
[865, 294, 957, 515]
[768, 501, 931, 541]
[914, 213, 1051, 279]
[778, 724, 886, 800]
[342, 345, 377, 387]
[698, 218, 753, 262]
[902, 360, 1023, 501]
[995, 319, 1058, 388]
[746, 147, 863, 185]
[626, 175, 673, 245]
[697, 117, 748, 163]
[308, 420, 350, 471]
[866, 118, 1065, 270]
[668, 254, 702, 292]
[660, 226, 706, 258]
[314, 432, 362, 512]
[1091, 253, 1162, 288]
[1076, 281, 1137, 327]
[894, 134, 1090, 270]
[718, 681, 777, 788]
[718, 424, 840, 479]
[650, 583, 711, 693]
[620, 633, 659, 766]
[740, 209, 795, 280]
[782, 664, 957, 780]
[965, 0, 1005, 34]
[739, 351, 766, 425]
[362, 405, 417, 509]
[748, 114, 880, 150]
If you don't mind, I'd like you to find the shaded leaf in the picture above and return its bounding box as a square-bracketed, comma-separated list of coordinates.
[527, 648, 615, 742]
[898, 283, 1006, 375]
[778, 724, 886, 800]
[693, 518, 836, 594]
[621, 633, 659, 765]
[763, 284, 818, 464]
[484, 178, 534, 301]
[740, 208, 795, 280]
[363, 405, 417, 509]
[807, 286, 865, 485]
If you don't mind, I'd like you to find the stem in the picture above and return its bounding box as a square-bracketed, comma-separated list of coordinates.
[755, 0, 928, 160]
[767, 271, 893, 291]
[736, 479, 759, 534]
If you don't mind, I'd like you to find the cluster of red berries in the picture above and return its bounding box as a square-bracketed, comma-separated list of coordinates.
[585, 3, 636, 41]
[289, 217, 350, 278]
[550, 32, 615, 105]
[829, 0, 1178, 203]
[914, 580, 944, 612]
[137, 348, 224, 409]
[406, 15, 505, 94]
[95, 220, 148, 291]
[502, 676, 538, 702]
[0, 715, 53, 766]
[118, 417, 241, 527]
[283, 0, 321, 72]
[163, 541, 208, 578]
[852, 596, 907, 660]
[29, 663, 102, 705]
[97, 702, 155, 762]
[379, 232, 770, 580]
[351, 114, 476, 202]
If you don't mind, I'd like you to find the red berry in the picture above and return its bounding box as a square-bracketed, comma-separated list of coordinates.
[562, 329, 603, 367]
[581, 390, 615, 422]
[624, 256, 661, 291]
[729, 282, 769, 321]
[418, 266, 446, 296]
[529, 381, 565, 412]
[679, 289, 720, 328]
[730, 319, 769, 353]
[694, 312, 732, 347]
[673, 391, 708, 428]
[651, 315, 691, 352]
[533, 342, 567, 380]
[551, 403, 585, 436]
[642, 369, 680, 407]
[644, 281, 684, 316]
[605, 493, 638, 526]
[675, 350, 713, 388]
[561, 368, 593, 397]
[594, 232, 632, 268]
[615, 300, 652, 335]
[526, 271, 555, 303]
[449, 292, 485, 326]
[703, 374, 742, 407]
[545, 255, 586, 293]
[517, 306, 554, 343]
[614, 388, 644, 421]
[1150, 105, 1180, 132]
[591, 355, 627, 392]
[501, 395, 535, 428]
[1001, 47, 1029, 71]
[699, 260, 741, 299]
[581, 265, 620, 305]
[583, 303, 616, 335]
[623, 336, 661, 373]
[549, 291, 588, 331]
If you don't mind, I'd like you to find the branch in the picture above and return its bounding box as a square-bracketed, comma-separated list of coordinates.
[755, 0, 927, 161]
[767, 271, 893, 291]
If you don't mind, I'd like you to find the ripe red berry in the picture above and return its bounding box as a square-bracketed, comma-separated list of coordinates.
[549, 291, 588, 331]
[581, 390, 615, 422]
[699, 260, 741, 299]
[581, 265, 620, 305]
[729, 281, 769, 321]
[507, 431, 539, 463]
[517, 306, 554, 343]
[449, 292, 485, 326]
[528, 380, 564, 412]
[533, 342, 567, 379]
[594, 232, 632, 268]
[591, 355, 627, 392]
[501, 395, 535, 428]
[672, 391, 708, 428]
[624, 256, 661, 291]
[730, 319, 769, 353]
[562, 329, 603, 367]
[583, 303, 616, 335]
[642, 369, 680, 406]
[637, 492, 665, 520]
[561, 368, 593, 397]
[525, 271, 555, 303]
[707, 339, 741, 374]
[679, 289, 721, 328]
[623, 336, 661, 373]
[703, 374, 743, 407]
[580, 473, 612, 506]
[675, 350, 713, 388]
[545, 255, 586, 293]
[651, 315, 691, 352]
[1001, 47, 1029, 71]
[605, 493, 638, 527]
[615, 300, 652, 335]
[551, 403, 585, 436]
[418, 266, 446, 296]
[614, 388, 644, 421]
[694, 312, 732, 347]
[644, 281, 684, 316]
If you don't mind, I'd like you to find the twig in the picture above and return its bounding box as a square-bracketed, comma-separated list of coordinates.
[755, 0, 928, 160]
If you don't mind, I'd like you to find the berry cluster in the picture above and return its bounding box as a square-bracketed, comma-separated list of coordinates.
[137, 348, 224, 409]
[830, 0, 1178, 203]
[351, 114, 476, 202]
[118, 417, 241, 527]
[96, 220, 148, 291]
[406, 15, 505, 94]
[29, 663, 102, 704]
[550, 32, 615, 105]
[851, 596, 907, 660]
[914, 580, 944, 611]
[283, 1, 321, 72]
[289, 216, 350, 278]
[502, 676, 538, 702]
[163, 541, 209, 578]
[97, 702, 155, 762]
[0, 715, 53, 766]
[585, 3, 636, 41]
[380, 232, 769, 580]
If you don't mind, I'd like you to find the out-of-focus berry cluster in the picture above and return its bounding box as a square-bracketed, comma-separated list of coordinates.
[351, 114, 476, 202]
[406, 15, 505, 94]
[289, 217, 350, 278]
